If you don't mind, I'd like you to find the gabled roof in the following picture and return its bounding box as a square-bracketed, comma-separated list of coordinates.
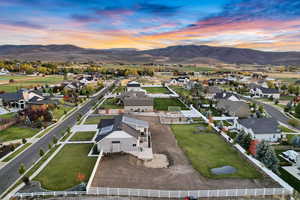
[214, 92, 240, 100]
[127, 81, 141, 87]
[217, 100, 251, 118]
[122, 91, 153, 106]
[238, 118, 281, 135]
[0, 90, 24, 102]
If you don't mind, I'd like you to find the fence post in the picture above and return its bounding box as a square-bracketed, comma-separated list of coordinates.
[245, 188, 247, 196]
[97, 187, 99, 195]
[128, 188, 130, 197]
[118, 188, 120, 196]
[273, 188, 275, 195]
[235, 189, 238, 197]
[263, 188, 266, 196]
[207, 190, 210, 198]
[138, 189, 140, 197]
[217, 190, 219, 197]
[158, 190, 160, 198]
[226, 189, 228, 197]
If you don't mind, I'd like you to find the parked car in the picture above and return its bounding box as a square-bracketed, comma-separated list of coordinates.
[282, 150, 299, 163]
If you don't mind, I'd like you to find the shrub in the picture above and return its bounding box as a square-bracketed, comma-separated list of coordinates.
[39, 149, 44, 157]
[22, 138, 27, 144]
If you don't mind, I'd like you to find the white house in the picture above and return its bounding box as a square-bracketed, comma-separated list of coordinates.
[95, 115, 152, 159]
[214, 92, 241, 102]
[235, 118, 282, 142]
[250, 87, 280, 99]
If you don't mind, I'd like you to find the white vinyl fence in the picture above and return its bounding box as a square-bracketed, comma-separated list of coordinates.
[14, 187, 291, 199]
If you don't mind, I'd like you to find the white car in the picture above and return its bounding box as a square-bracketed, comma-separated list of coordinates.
[282, 150, 299, 163]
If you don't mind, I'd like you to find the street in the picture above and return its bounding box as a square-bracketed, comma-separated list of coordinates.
[0, 85, 112, 196]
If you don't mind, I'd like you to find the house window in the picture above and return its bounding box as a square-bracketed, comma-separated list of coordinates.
[133, 144, 136, 147]
[112, 141, 120, 144]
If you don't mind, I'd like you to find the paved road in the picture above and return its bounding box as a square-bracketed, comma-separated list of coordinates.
[240, 95, 300, 130]
[0, 85, 113, 196]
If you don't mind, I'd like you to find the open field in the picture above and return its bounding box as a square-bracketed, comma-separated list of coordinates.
[154, 98, 188, 111]
[99, 98, 123, 109]
[0, 125, 40, 142]
[34, 144, 96, 190]
[171, 124, 260, 179]
[91, 116, 277, 190]
[0, 75, 63, 92]
[84, 115, 114, 125]
[142, 87, 171, 94]
[70, 131, 95, 141]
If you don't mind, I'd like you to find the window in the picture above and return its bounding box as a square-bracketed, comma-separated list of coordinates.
[133, 144, 136, 147]
[112, 141, 120, 144]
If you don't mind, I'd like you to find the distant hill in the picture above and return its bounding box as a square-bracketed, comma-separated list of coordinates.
[0, 44, 300, 65]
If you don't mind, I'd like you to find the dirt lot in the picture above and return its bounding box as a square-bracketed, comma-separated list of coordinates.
[91, 116, 279, 190]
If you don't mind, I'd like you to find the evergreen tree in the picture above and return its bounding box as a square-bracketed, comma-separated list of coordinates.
[291, 136, 300, 147]
[255, 141, 279, 173]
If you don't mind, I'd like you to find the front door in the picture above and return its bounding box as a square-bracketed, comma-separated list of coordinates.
[111, 141, 120, 152]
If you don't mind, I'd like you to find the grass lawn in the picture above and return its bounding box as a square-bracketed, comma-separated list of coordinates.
[113, 86, 125, 94]
[0, 76, 63, 92]
[171, 124, 261, 179]
[84, 115, 114, 124]
[34, 144, 96, 190]
[99, 98, 123, 109]
[0, 126, 40, 142]
[70, 131, 96, 141]
[170, 86, 191, 96]
[154, 98, 188, 111]
[0, 112, 16, 119]
[142, 87, 171, 94]
[2, 143, 31, 162]
[279, 125, 297, 133]
[286, 134, 298, 144]
[280, 96, 294, 101]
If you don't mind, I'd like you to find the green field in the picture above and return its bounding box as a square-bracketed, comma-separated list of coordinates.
[52, 106, 73, 120]
[154, 98, 188, 111]
[34, 144, 96, 190]
[2, 143, 31, 162]
[84, 115, 114, 124]
[70, 131, 96, 141]
[170, 86, 191, 96]
[171, 124, 261, 178]
[0, 126, 40, 142]
[99, 98, 123, 109]
[0, 75, 63, 92]
[142, 87, 171, 94]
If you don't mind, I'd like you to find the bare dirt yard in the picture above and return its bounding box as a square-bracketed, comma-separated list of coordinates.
[91, 116, 279, 190]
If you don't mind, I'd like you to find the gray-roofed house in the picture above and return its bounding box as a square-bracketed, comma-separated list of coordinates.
[126, 81, 146, 93]
[96, 115, 152, 159]
[122, 91, 153, 112]
[216, 100, 251, 118]
[214, 92, 240, 101]
[235, 118, 282, 142]
[205, 86, 222, 99]
[250, 86, 280, 99]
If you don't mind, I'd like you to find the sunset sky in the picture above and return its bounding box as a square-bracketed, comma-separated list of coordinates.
[1, 0, 300, 51]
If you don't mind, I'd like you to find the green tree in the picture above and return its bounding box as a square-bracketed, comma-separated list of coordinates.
[255, 141, 279, 173]
[291, 136, 300, 147]
[52, 136, 58, 145]
[288, 119, 300, 127]
[39, 149, 44, 157]
[18, 163, 26, 175]
[295, 103, 300, 118]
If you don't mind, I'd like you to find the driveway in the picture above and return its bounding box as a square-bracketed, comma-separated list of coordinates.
[0, 85, 113, 196]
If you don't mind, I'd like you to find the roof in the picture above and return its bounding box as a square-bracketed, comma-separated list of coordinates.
[127, 81, 141, 87]
[122, 91, 153, 106]
[259, 87, 280, 94]
[238, 118, 281, 135]
[214, 92, 240, 100]
[217, 100, 251, 118]
[95, 115, 148, 142]
[0, 90, 24, 102]
[207, 86, 221, 94]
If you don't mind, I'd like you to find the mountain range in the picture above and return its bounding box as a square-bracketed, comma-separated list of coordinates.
[0, 44, 300, 65]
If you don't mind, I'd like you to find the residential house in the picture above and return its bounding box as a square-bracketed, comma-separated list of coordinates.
[250, 87, 280, 99]
[235, 118, 282, 142]
[0, 89, 45, 110]
[216, 100, 251, 118]
[126, 81, 146, 93]
[166, 76, 190, 87]
[122, 91, 153, 112]
[214, 92, 241, 101]
[205, 86, 222, 99]
[96, 115, 152, 157]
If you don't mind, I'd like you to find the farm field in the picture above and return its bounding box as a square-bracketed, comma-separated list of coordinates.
[171, 124, 261, 179]
[0, 75, 63, 92]
[34, 144, 96, 190]
[142, 87, 171, 94]
[0, 125, 40, 142]
[154, 98, 188, 111]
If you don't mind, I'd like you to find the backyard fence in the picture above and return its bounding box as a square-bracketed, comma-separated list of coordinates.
[14, 187, 291, 199]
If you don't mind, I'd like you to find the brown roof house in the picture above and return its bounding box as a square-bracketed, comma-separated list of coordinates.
[216, 100, 251, 118]
[121, 91, 153, 112]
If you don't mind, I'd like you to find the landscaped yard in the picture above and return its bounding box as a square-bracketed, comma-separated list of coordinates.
[0, 126, 40, 142]
[142, 87, 171, 94]
[34, 144, 96, 190]
[154, 98, 188, 111]
[171, 124, 261, 178]
[52, 106, 73, 120]
[113, 86, 125, 94]
[84, 115, 114, 124]
[70, 131, 96, 141]
[99, 98, 123, 109]
[170, 86, 191, 96]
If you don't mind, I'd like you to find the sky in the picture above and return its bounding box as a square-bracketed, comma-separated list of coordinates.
[0, 0, 300, 51]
